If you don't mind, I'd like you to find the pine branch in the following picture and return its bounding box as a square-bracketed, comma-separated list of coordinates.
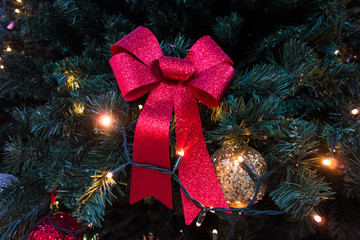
[0, 204, 49, 240]
[270, 169, 334, 219]
[74, 172, 124, 227]
[343, 155, 360, 199]
[1, 135, 48, 174]
[0, 177, 49, 239]
[213, 12, 243, 46]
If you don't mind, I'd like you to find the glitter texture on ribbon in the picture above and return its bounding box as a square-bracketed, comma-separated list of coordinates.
[110, 26, 235, 225]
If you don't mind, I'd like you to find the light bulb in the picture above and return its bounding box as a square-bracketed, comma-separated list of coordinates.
[73, 102, 84, 114]
[17, 0, 22, 2]
[196, 211, 206, 227]
[351, 108, 359, 115]
[0, 65, 4, 69]
[99, 115, 113, 128]
[212, 229, 218, 234]
[6, 46, 12, 52]
[106, 172, 113, 179]
[322, 159, 331, 166]
[334, 50, 340, 55]
[138, 104, 143, 110]
[322, 158, 337, 170]
[313, 214, 322, 223]
[177, 150, 185, 157]
[15, 9, 20, 13]
[237, 156, 244, 162]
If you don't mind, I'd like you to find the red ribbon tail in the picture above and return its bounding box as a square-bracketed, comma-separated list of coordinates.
[129, 167, 172, 208]
[172, 84, 229, 225]
[129, 82, 174, 209]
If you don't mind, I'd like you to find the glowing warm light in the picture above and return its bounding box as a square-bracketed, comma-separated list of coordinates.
[17, 0, 22, 2]
[0, 65, 4, 69]
[99, 115, 113, 128]
[313, 215, 322, 223]
[322, 159, 331, 166]
[106, 172, 113, 179]
[212, 229, 218, 234]
[334, 50, 340, 55]
[351, 108, 359, 115]
[6, 46, 12, 52]
[66, 75, 80, 90]
[15, 9, 20, 13]
[138, 104, 143, 110]
[233, 156, 244, 167]
[322, 158, 337, 170]
[196, 222, 202, 227]
[73, 102, 85, 115]
[177, 150, 185, 157]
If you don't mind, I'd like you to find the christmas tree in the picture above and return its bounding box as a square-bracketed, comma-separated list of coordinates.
[1, 0, 360, 239]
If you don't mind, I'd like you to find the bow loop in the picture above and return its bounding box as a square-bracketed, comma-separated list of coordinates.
[111, 26, 162, 67]
[187, 63, 235, 108]
[159, 56, 194, 82]
[185, 36, 235, 108]
[186, 36, 233, 73]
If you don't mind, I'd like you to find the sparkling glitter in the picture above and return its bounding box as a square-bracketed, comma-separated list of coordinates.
[211, 146, 268, 208]
[27, 212, 83, 240]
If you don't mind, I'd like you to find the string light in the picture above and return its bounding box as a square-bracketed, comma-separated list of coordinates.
[98, 114, 113, 128]
[73, 102, 85, 115]
[173, 150, 185, 172]
[322, 159, 331, 166]
[322, 158, 337, 170]
[14, 9, 20, 13]
[351, 108, 359, 115]
[177, 150, 185, 157]
[106, 172, 113, 179]
[196, 211, 206, 227]
[334, 49, 340, 55]
[17, 0, 22, 2]
[234, 155, 244, 167]
[66, 75, 79, 90]
[6, 46, 12, 52]
[138, 104, 143, 110]
[212, 229, 218, 240]
[313, 214, 322, 223]
[0, 65, 4, 69]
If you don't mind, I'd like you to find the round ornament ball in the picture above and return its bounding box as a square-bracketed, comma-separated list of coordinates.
[211, 145, 268, 208]
[28, 212, 83, 240]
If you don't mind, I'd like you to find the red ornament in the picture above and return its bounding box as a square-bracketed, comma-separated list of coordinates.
[28, 212, 83, 240]
[110, 26, 235, 224]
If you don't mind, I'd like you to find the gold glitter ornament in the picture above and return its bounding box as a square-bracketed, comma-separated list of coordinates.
[211, 146, 268, 208]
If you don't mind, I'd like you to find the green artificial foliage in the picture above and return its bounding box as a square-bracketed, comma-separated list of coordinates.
[1, 0, 360, 239]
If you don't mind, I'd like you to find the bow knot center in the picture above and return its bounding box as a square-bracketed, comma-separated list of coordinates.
[159, 56, 195, 82]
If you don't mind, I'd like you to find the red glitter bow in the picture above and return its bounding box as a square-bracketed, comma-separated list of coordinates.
[110, 26, 235, 224]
